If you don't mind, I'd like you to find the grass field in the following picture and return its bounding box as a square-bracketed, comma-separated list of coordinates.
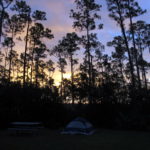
[0, 129, 150, 150]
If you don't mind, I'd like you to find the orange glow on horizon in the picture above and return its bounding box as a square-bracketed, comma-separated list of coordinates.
[53, 71, 71, 86]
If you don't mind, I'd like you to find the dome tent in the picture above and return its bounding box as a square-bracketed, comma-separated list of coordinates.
[61, 117, 94, 135]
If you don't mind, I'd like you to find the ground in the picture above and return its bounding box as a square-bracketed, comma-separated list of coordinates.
[0, 129, 150, 150]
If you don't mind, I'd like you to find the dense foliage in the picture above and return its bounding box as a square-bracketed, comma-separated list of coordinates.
[0, 0, 150, 130]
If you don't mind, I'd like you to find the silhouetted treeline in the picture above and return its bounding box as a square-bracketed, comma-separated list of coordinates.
[0, 0, 150, 129]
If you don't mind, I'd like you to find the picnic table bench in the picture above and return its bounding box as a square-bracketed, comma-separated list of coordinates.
[8, 122, 43, 135]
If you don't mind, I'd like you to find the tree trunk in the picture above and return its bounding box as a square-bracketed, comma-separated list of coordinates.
[119, 59, 125, 87]
[30, 44, 35, 84]
[138, 43, 147, 89]
[0, 8, 4, 42]
[23, 17, 30, 86]
[60, 68, 64, 102]
[70, 54, 74, 104]
[8, 50, 12, 82]
[86, 12, 92, 104]
[8, 30, 14, 82]
[4, 48, 8, 78]
[127, 0, 141, 89]
[116, 0, 135, 88]
[35, 59, 39, 87]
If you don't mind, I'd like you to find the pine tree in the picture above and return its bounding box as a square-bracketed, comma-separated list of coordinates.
[28, 22, 53, 86]
[61, 32, 80, 104]
[0, 0, 13, 42]
[5, 14, 24, 82]
[70, 0, 102, 103]
[106, 0, 135, 89]
[125, 0, 146, 89]
[133, 21, 148, 89]
[52, 40, 67, 102]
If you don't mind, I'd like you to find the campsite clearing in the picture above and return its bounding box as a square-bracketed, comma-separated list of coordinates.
[0, 129, 150, 150]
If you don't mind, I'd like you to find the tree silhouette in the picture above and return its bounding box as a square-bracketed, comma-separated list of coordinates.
[106, 0, 135, 89]
[52, 40, 67, 102]
[28, 22, 53, 86]
[133, 21, 148, 89]
[12, 0, 31, 86]
[2, 37, 12, 78]
[61, 32, 80, 104]
[125, 0, 146, 89]
[0, 0, 13, 42]
[4, 14, 25, 82]
[71, 0, 102, 103]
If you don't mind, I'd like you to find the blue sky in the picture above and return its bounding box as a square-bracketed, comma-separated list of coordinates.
[25, 0, 150, 53]
[19, 0, 150, 84]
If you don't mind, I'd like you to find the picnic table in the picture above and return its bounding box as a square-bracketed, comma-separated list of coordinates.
[8, 122, 43, 135]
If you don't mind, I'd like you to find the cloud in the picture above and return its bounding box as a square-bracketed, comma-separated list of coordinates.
[51, 25, 74, 34]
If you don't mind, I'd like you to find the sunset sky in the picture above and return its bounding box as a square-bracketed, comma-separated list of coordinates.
[15, 0, 150, 85]
[25, 0, 150, 46]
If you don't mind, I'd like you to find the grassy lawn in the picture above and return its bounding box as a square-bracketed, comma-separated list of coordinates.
[0, 129, 150, 150]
